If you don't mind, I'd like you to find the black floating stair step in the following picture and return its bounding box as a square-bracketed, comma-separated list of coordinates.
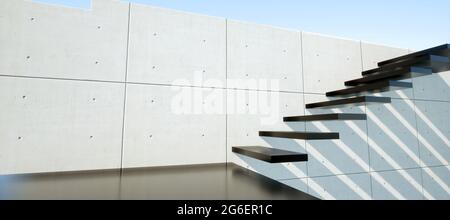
[362, 54, 450, 76]
[284, 113, 367, 122]
[306, 96, 391, 109]
[259, 131, 339, 140]
[326, 80, 412, 97]
[345, 66, 432, 86]
[232, 146, 308, 163]
[378, 44, 450, 67]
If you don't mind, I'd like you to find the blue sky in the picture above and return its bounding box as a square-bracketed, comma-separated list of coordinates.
[34, 0, 450, 50]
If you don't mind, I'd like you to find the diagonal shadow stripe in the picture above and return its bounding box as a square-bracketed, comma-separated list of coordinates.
[396, 90, 450, 149]
[233, 128, 371, 199]
[307, 118, 405, 200]
[260, 135, 371, 199]
[383, 97, 450, 169]
[333, 108, 434, 199]
[366, 107, 450, 196]
[272, 114, 373, 199]
[305, 141, 372, 200]
[232, 153, 336, 199]
[281, 163, 336, 200]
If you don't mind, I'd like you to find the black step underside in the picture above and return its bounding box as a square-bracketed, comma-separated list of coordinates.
[345, 67, 432, 86]
[363, 54, 450, 76]
[232, 146, 308, 163]
[326, 80, 412, 97]
[259, 131, 339, 140]
[306, 96, 391, 109]
[284, 113, 367, 122]
[378, 44, 450, 67]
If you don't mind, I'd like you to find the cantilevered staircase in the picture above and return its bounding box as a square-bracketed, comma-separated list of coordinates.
[233, 44, 450, 163]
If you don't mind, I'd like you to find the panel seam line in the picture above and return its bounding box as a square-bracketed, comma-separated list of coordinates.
[120, 3, 132, 177]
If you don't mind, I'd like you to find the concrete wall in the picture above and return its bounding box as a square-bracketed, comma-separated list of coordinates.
[0, 0, 449, 200]
[123, 3, 227, 168]
[0, 0, 129, 174]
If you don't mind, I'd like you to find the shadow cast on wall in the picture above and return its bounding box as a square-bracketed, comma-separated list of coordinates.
[236, 72, 450, 200]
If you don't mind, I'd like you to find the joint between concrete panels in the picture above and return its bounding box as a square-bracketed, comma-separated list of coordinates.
[277, 164, 448, 182]
[360, 41, 374, 199]
[120, 2, 132, 172]
[225, 18, 228, 164]
[3, 73, 450, 103]
[410, 67, 426, 199]
[299, 31, 310, 192]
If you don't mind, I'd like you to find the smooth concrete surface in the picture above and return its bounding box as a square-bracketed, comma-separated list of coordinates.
[227, 20, 303, 92]
[415, 100, 450, 167]
[411, 47, 450, 102]
[122, 84, 226, 168]
[0, 0, 129, 81]
[0, 0, 449, 200]
[127, 3, 226, 86]
[302, 32, 362, 94]
[0, 163, 318, 200]
[413, 72, 450, 102]
[367, 99, 421, 171]
[307, 173, 372, 200]
[371, 169, 423, 200]
[361, 42, 409, 71]
[0, 76, 124, 175]
[422, 166, 450, 200]
[361, 42, 413, 99]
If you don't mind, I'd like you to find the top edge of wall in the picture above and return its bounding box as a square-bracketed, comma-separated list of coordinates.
[28, 0, 93, 11]
[129, 1, 225, 21]
[29, 0, 409, 50]
[226, 18, 301, 33]
[300, 31, 407, 51]
[301, 30, 362, 43]
[360, 39, 411, 51]
[29, 0, 133, 11]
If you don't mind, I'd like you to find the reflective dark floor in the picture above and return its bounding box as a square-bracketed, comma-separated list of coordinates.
[0, 163, 317, 200]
